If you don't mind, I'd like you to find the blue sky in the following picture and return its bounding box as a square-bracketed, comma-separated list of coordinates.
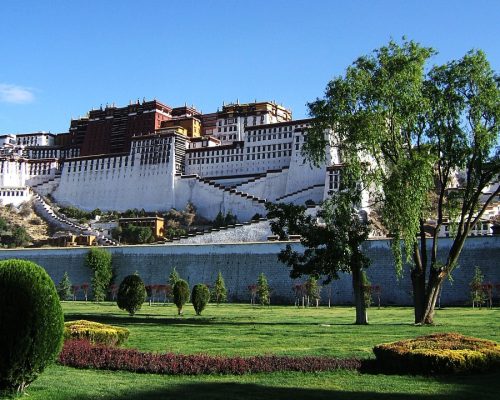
[0, 0, 498, 133]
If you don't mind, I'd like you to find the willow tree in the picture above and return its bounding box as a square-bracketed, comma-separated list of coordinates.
[305, 40, 499, 324]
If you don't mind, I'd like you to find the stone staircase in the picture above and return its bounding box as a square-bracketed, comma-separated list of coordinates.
[230, 166, 289, 190]
[275, 183, 325, 203]
[179, 174, 268, 205]
[165, 218, 271, 244]
[29, 174, 61, 196]
[31, 189, 118, 246]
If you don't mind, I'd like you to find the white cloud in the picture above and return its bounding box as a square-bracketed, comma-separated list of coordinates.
[0, 83, 35, 104]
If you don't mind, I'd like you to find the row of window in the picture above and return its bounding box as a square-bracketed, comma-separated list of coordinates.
[247, 125, 293, 135]
[30, 150, 59, 159]
[246, 151, 292, 160]
[0, 190, 27, 197]
[131, 137, 173, 149]
[247, 131, 293, 142]
[68, 157, 131, 172]
[246, 143, 292, 153]
[188, 147, 243, 158]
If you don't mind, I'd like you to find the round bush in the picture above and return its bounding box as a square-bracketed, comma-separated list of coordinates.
[0, 259, 64, 392]
[173, 279, 189, 315]
[117, 274, 146, 316]
[192, 284, 210, 315]
[373, 332, 500, 374]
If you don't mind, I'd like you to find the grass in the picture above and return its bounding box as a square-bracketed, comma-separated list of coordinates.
[3, 303, 500, 399]
[62, 302, 500, 358]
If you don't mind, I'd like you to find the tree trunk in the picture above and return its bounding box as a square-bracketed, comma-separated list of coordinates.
[420, 269, 446, 324]
[411, 268, 426, 324]
[352, 267, 368, 325]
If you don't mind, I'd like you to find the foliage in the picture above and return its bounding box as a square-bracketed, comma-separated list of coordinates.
[373, 333, 500, 374]
[85, 248, 113, 301]
[0, 222, 32, 248]
[117, 274, 147, 316]
[305, 276, 321, 307]
[173, 279, 190, 315]
[121, 224, 154, 244]
[266, 191, 371, 324]
[59, 206, 101, 221]
[63, 320, 129, 346]
[251, 213, 263, 221]
[213, 211, 238, 228]
[224, 211, 237, 225]
[164, 203, 196, 228]
[168, 267, 180, 287]
[59, 339, 362, 375]
[470, 266, 486, 308]
[111, 226, 122, 241]
[57, 271, 73, 301]
[0, 259, 64, 393]
[361, 272, 372, 308]
[213, 211, 225, 228]
[192, 284, 210, 315]
[257, 273, 270, 306]
[305, 39, 500, 324]
[211, 271, 227, 305]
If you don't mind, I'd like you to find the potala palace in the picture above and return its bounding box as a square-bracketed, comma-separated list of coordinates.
[0, 100, 342, 222]
[1, 98, 498, 241]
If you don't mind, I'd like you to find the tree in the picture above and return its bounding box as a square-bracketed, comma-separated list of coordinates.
[267, 192, 371, 324]
[168, 267, 180, 287]
[57, 272, 72, 301]
[305, 39, 499, 324]
[256, 273, 270, 306]
[192, 284, 210, 315]
[173, 279, 189, 315]
[212, 271, 227, 305]
[120, 224, 154, 244]
[213, 211, 225, 228]
[470, 266, 486, 308]
[85, 248, 113, 301]
[305, 276, 321, 307]
[117, 274, 147, 316]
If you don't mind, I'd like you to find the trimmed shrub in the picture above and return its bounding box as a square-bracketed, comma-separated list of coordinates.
[64, 320, 129, 346]
[57, 271, 73, 301]
[173, 279, 189, 315]
[192, 284, 210, 315]
[373, 332, 500, 374]
[59, 339, 362, 375]
[117, 274, 146, 316]
[85, 248, 113, 301]
[168, 267, 180, 287]
[257, 273, 270, 306]
[211, 271, 227, 305]
[0, 259, 64, 393]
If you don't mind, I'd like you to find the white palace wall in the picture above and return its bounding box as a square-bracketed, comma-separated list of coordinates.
[53, 154, 176, 212]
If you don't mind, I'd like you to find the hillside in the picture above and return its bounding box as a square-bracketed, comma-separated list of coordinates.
[0, 201, 51, 245]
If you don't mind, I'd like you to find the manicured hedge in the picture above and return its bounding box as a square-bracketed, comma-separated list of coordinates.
[59, 340, 362, 375]
[0, 259, 64, 392]
[373, 332, 500, 374]
[64, 320, 129, 346]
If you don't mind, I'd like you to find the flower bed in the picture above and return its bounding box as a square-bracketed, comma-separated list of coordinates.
[373, 332, 500, 374]
[59, 340, 362, 375]
[64, 320, 130, 346]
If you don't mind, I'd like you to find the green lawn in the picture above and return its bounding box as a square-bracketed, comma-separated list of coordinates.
[5, 303, 500, 399]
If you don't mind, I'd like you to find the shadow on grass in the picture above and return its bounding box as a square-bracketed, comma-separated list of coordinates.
[64, 313, 416, 327]
[64, 369, 500, 400]
[54, 380, 488, 400]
